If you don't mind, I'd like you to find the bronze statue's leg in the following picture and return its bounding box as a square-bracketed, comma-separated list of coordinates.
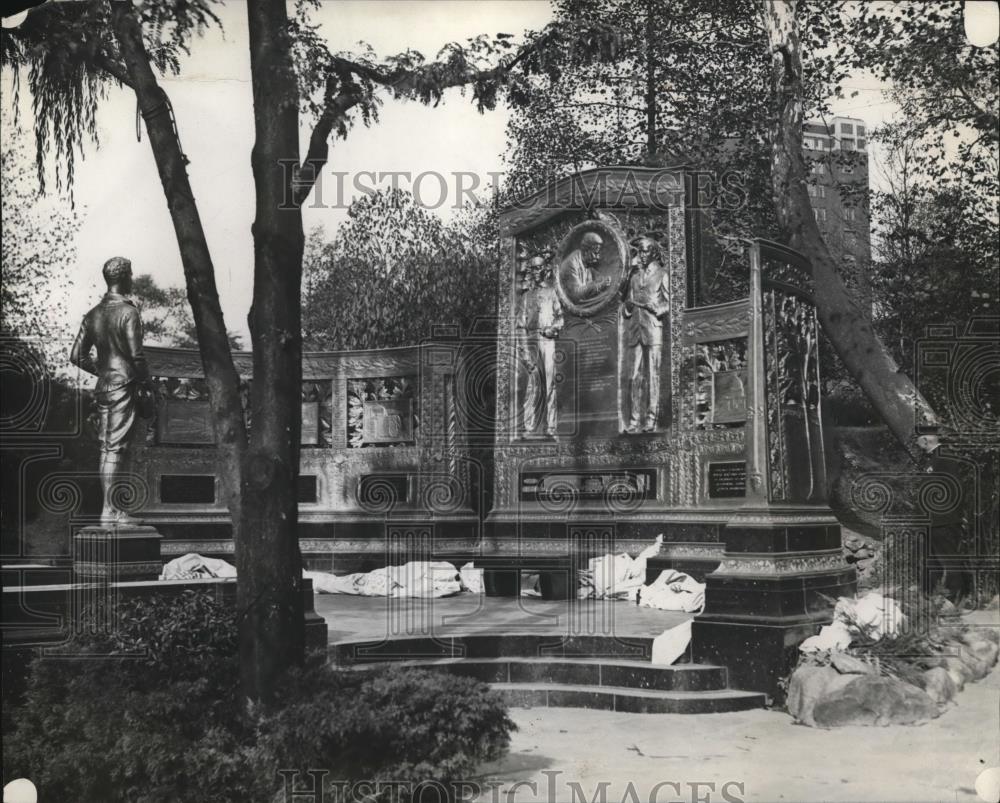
[540, 337, 558, 435]
[628, 344, 645, 431]
[645, 346, 662, 431]
[99, 450, 120, 524]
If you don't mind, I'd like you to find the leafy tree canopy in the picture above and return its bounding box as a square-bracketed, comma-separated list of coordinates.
[302, 189, 497, 351]
[1, 138, 77, 343]
[131, 274, 243, 350]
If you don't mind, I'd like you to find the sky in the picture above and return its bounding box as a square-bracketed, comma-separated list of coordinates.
[0, 0, 927, 346]
[3, 1, 554, 345]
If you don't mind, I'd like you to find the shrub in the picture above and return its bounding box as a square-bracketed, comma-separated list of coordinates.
[254, 664, 515, 802]
[3, 590, 515, 803]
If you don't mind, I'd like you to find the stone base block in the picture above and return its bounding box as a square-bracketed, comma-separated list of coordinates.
[73, 525, 163, 582]
[692, 616, 822, 701]
[691, 512, 858, 700]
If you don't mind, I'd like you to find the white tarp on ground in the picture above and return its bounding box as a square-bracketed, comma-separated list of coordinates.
[637, 570, 706, 614]
[577, 536, 707, 613]
[799, 590, 908, 652]
[159, 542, 708, 610]
[159, 553, 475, 598]
[651, 619, 693, 666]
[578, 536, 663, 599]
[159, 553, 238, 580]
[305, 561, 465, 598]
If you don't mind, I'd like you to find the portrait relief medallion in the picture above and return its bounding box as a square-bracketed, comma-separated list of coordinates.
[554, 219, 630, 318]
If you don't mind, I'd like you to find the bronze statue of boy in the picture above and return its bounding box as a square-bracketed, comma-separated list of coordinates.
[71, 257, 151, 524]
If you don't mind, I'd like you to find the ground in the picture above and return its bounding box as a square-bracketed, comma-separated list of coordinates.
[318, 594, 1000, 803]
[475, 610, 1000, 803]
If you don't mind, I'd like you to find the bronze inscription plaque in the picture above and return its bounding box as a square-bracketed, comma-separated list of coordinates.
[707, 461, 746, 499]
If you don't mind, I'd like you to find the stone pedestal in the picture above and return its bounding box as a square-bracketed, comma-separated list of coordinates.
[73, 525, 163, 582]
[692, 511, 856, 699]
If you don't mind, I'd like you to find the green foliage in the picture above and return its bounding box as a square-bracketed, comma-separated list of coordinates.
[867, 140, 998, 379]
[132, 273, 243, 350]
[3, 590, 515, 803]
[290, 0, 625, 154]
[0, 137, 77, 342]
[257, 665, 515, 802]
[3, 590, 245, 802]
[302, 189, 499, 350]
[824, 1, 999, 378]
[500, 0, 779, 242]
[1, 0, 222, 193]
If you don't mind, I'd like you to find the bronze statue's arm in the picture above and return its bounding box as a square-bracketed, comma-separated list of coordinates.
[69, 319, 98, 376]
[124, 309, 150, 383]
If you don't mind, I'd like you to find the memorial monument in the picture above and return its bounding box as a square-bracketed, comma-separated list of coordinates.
[126, 166, 855, 696]
[487, 167, 855, 696]
[69, 257, 162, 580]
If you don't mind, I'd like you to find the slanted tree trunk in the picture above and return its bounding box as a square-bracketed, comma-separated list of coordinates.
[761, 0, 941, 459]
[111, 3, 246, 528]
[243, 0, 306, 702]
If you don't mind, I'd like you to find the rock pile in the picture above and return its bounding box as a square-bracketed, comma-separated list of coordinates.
[787, 620, 999, 729]
[842, 529, 880, 587]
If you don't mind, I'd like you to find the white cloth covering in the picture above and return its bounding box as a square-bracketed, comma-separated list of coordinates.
[578, 535, 664, 599]
[651, 619, 693, 665]
[160, 553, 465, 598]
[159, 553, 237, 581]
[305, 562, 462, 597]
[799, 590, 908, 652]
[459, 562, 484, 594]
[636, 570, 706, 613]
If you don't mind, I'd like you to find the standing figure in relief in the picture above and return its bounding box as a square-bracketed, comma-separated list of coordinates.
[518, 256, 564, 436]
[622, 236, 670, 433]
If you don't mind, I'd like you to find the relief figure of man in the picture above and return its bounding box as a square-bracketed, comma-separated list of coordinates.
[559, 231, 612, 303]
[518, 256, 563, 436]
[71, 257, 150, 524]
[622, 236, 670, 433]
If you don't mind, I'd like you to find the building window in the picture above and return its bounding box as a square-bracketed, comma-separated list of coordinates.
[857, 125, 866, 136]
[844, 207, 857, 222]
[842, 139, 856, 151]
[808, 184, 827, 199]
[814, 208, 827, 222]
[812, 162, 827, 175]
[840, 122, 854, 133]
[857, 138, 867, 150]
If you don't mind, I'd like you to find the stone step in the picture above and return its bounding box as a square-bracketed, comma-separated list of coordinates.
[331, 633, 659, 665]
[343, 656, 729, 692]
[494, 682, 766, 714]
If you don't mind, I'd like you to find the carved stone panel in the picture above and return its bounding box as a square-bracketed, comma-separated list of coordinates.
[362, 398, 414, 444]
[157, 400, 214, 444]
[348, 377, 417, 448]
[763, 288, 825, 503]
[301, 402, 320, 446]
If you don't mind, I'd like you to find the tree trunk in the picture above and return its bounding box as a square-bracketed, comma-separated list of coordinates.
[243, 0, 306, 702]
[111, 3, 246, 524]
[761, 0, 940, 459]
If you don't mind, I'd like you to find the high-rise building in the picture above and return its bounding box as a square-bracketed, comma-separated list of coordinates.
[802, 115, 872, 305]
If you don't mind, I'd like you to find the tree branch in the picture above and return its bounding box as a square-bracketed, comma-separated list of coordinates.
[94, 52, 134, 88]
[294, 29, 565, 206]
